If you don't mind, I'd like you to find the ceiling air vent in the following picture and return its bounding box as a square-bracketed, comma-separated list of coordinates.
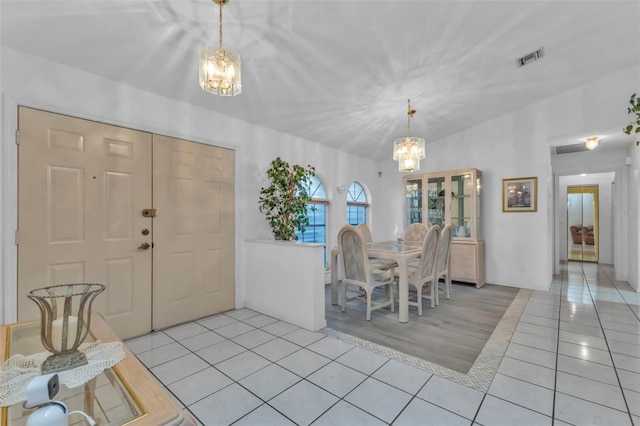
[517, 48, 544, 67]
[554, 143, 589, 155]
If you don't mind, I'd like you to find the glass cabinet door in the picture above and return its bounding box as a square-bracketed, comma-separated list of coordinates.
[405, 178, 422, 224]
[427, 177, 445, 228]
[404, 169, 481, 241]
[451, 173, 472, 238]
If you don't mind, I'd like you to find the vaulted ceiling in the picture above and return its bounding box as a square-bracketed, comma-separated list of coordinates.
[2, 1, 639, 160]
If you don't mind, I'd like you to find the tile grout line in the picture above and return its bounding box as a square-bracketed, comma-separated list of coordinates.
[159, 317, 402, 425]
[305, 354, 395, 426]
[135, 313, 310, 425]
[581, 262, 636, 426]
[600, 266, 640, 323]
[552, 263, 635, 422]
[551, 262, 568, 424]
[127, 272, 638, 426]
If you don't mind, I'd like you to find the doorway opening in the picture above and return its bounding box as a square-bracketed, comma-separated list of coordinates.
[567, 185, 599, 262]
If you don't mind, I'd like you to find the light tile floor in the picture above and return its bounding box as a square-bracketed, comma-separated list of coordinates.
[125, 262, 639, 425]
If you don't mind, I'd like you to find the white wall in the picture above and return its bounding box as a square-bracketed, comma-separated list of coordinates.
[0, 47, 383, 323]
[557, 173, 615, 264]
[381, 65, 640, 291]
[2, 49, 639, 323]
[245, 240, 326, 331]
[628, 141, 640, 290]
[410, 106, 552, 290]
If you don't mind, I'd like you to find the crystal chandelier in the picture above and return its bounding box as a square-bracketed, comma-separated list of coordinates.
[199, 0, 241, 96]
[393, 100, 425, 172]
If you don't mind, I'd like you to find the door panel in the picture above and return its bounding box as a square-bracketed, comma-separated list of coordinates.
[18, 107, 153, 339]
[49, 166, 84, 241]
[152, 134, 235, 329]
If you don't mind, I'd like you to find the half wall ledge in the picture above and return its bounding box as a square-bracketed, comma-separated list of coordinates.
[244, 240, 326, 331]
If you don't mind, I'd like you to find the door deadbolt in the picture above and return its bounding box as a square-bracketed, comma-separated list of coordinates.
[138, 242, 150, 250]
[141, 228, 150, 236]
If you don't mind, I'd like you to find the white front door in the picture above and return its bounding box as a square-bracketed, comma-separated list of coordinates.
[152, 134, 235, 329]
[17, 108, 236, 339]
[18, 107, 153, 339]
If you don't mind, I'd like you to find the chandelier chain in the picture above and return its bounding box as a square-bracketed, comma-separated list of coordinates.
[200, 0, 241, 96]
[406, 99, 417, 137]
[218, 0, 223, 49]
[407, 99, 411, 137]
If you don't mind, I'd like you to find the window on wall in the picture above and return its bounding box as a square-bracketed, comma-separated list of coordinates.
[296, 176, 328, 265]
[347, 181, 368, 225]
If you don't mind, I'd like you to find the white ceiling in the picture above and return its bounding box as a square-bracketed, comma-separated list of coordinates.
[2, 1, 639, 161]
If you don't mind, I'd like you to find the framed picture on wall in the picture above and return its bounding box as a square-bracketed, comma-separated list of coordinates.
[502, 177, 537, 212]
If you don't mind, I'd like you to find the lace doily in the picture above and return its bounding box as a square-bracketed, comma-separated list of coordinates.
[0, 341, 125, 407]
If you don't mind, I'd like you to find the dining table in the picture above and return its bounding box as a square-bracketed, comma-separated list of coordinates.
[330, 240, 423, 323]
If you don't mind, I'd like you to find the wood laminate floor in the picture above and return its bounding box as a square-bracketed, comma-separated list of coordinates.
[325, 282, 520, 374]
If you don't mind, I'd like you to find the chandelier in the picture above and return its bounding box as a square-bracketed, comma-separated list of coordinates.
[585, 136, 599, 150]
[199, 0, 241, 96]
[393, 100, 425, 172]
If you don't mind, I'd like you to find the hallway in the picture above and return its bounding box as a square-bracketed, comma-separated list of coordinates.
[125, 262, 639, 425]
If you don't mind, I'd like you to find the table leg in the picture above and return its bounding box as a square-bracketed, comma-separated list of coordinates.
[83, 377, 97, 421]
[397, 257, 408, 323]
[331, 248, 339, 305]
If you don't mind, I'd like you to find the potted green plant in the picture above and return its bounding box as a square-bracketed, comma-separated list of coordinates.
[623, 93, 640, 147]
[259, 157, 316, 241]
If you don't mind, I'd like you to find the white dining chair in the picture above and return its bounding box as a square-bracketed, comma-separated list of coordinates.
[337, 225, 395, 320]
[402, 222, 429, 270]
[356, 223, 373, 243]
[356, 223, 398, 271]
[407, 225, 440, 315]
[435, 224, 453, 305]
[403, 222, 428, 244]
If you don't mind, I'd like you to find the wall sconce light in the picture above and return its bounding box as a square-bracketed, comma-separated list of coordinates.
[336, 185, 346, 194]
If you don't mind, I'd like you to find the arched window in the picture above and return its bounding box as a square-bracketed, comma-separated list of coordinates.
[296, 176, 328, 264]
[347, 181, 368, 225]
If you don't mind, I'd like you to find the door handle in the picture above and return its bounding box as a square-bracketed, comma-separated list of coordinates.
[138, 242, 150, 250]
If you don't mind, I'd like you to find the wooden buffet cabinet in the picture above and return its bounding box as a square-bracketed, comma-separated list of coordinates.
[403, 168, 486, 287]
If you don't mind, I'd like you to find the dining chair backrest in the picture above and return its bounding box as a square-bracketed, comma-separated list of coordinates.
[415, 225, 440, 282]
[434, 224, 453, 305]
[356, 223, 373, 243]
[357, 223, 398, 271]
[337, 225, 369, 285]
[436, 224, 453, 274]
[404, 222, 428, 243]
[337, 225, 395, 320]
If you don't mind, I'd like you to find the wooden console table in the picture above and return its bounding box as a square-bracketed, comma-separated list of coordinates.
[1, 314, 194, 425]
